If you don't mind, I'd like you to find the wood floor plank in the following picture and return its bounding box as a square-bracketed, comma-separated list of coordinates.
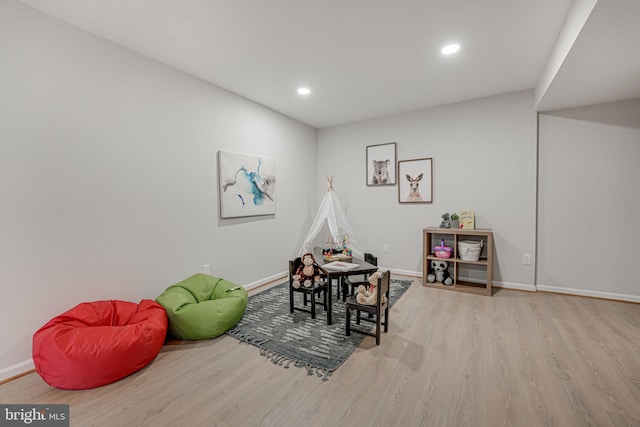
[1, 277, 639, 426]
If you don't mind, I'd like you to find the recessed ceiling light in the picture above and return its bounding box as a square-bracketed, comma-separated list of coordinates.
[297, 87, 311, 95]
[441, 44, 460, 55]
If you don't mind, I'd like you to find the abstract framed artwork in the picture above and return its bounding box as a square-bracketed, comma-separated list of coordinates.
[366, 142, 396, 186]
[218, 150, 276, 218]
[397, 158, 433, 203]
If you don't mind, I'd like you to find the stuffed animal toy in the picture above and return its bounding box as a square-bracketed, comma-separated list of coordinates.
[439, 213, 451, 228]
[427, 260, 453, 286]
[356, 270, 387, 305]
[292, 253, 322, 288]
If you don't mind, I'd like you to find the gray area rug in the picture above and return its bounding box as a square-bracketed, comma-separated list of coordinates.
[226, 278, 413, 380]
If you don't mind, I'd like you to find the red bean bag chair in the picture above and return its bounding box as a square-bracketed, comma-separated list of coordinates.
[32, 299, 167, 390]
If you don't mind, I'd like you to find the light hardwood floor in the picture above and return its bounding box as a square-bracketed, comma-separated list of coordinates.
[2, 276, 639, 426]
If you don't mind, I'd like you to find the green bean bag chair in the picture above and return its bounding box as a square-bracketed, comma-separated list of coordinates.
[156, 274, 248, 340]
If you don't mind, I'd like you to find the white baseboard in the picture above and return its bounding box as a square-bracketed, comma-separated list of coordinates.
[386, 267, 421, 278]
[537, 284, 640, 303]
[0, 359, 34, 383]
[492, 280, 537, 292]
[244, 271, 287, 292]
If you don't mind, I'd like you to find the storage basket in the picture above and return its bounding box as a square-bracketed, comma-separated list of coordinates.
[458, 240, 483, 261]
[434, 240, 452, 258]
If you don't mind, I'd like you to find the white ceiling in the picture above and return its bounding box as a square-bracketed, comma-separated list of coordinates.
[17, 0, 640, 128]
[535, 0, 640, 112]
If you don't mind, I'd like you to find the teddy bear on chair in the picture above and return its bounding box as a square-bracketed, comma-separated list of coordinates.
[356, 270, 387, 305]
[293, 253, 322, 288]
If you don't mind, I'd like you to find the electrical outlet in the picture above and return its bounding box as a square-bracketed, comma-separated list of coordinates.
[522, 254, 531, 265]
[203, 264, 211, 275]
[383, 244, 389, 253]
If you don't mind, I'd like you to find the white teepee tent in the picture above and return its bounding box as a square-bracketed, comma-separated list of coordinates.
[298, 177, 365, 259]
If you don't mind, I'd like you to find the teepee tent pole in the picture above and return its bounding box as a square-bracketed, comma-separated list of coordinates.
[327, 175, 334, 191]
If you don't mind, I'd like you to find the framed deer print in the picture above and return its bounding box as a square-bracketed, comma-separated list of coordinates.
[366, 142, 396, 186]
[398, 158, 432, 203]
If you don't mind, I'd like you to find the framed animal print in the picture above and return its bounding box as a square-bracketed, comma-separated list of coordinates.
[366, 142, 396, 186]
[398, 158, 432, 203]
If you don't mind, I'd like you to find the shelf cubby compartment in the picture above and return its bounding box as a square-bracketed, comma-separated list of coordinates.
[423, 227, 493, 296]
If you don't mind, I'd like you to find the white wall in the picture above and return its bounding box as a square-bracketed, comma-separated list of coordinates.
[4, 0, 637, 385]
[317, 91, 538, 289]
[0, 0, 317, 378]
[538, 99, 640, 301]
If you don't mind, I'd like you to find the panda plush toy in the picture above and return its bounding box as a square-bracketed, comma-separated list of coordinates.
[427, 260, 453, 286]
